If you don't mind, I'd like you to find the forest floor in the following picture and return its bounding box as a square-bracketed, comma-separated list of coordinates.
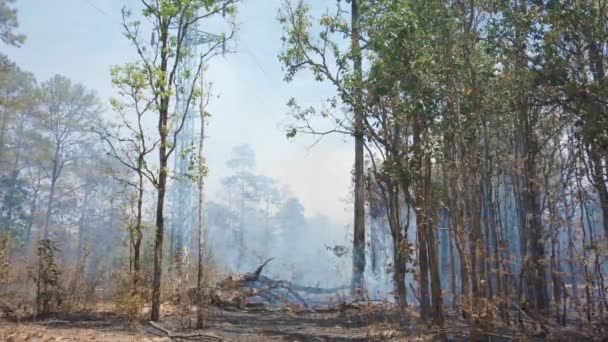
[0, 302, 450, 341]
[0, 303, 599, 341]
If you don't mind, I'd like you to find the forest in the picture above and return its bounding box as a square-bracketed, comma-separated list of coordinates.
[0, 0, 607, 341]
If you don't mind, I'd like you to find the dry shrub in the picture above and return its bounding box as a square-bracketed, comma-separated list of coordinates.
[458, 295, 500, 333]
[34, 239, 63, 315]
[0, 234, 9, 287]
[61, 248, 96, 313]
[111, 269, 146, 322]
[115, 289, 146, 322]
[472, 297, 499, 331]
[0, 234, 29, 318]
[167, 258, 223, 329]
[366, 323, 400, 340]
[0, 235, 36, 317]
[166, 253, 196, 326]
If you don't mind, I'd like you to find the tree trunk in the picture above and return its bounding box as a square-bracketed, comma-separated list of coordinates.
[470, 152, 486, 300]
[424, 153, 444, 325]
[43, 145, 61, 239]
[387, 182, 407, 311]
[351, 0, 366, 295]
[132, 170, 144, 293]
[413, 117, 430, 318]
[151, 21, 171, 321]
[26, 177, 41, 249]
[151, 129, 167, 321]
[197, 71, 207, 328]
[77, 188, 90, 260]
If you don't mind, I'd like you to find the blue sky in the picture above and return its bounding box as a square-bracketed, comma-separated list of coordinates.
[5, 0, 355, 225]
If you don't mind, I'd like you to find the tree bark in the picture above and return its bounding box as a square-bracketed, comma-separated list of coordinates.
[424, 153, 444, 325]
[197, 70, 207, 328]
[351, 0, 366, 295]
[151, 19, 170, 322]
[43, 144, 61, 239]
[132, 170, 144, 293]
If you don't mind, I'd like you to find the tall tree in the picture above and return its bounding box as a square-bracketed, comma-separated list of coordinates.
[119, 0, 237, 321]
[38, 75, 100, 239]
[279, 0, 367, 295]
[0, 0, 25, 47]
[222, 144, 259, 270]
[98, 63, 159, 293]
[350, 0, 366, 296]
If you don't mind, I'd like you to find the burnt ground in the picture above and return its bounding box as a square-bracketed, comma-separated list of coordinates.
[0, 305, 412, 342]
[0, 304, 600, 341]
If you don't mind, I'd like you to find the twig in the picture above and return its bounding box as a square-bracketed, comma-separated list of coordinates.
[511, 304, 550, 336]
[148, 321, 232, 341]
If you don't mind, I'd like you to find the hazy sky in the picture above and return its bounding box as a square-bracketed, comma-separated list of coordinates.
[5, 0, 354, 226]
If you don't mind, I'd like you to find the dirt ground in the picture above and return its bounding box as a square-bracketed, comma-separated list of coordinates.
[0, 303, 435, 342]
[0, 303, 596, 341]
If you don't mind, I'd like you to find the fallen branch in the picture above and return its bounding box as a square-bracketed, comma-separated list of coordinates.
[245, 258, 275, 281]
[257, 275, 349, 294]
[511, 303, 550, 336]
[149, 321, 231, 342]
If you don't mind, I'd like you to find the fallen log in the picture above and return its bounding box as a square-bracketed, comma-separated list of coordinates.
[211, 259, 349, 310]
[257, 275, 349, 294]
[217, 258, 275, 290]
[149, 321, 232, 342]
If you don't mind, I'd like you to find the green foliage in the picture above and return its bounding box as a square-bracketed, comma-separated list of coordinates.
[0, 0, 25, 47]
[113, 270, 146, 321]
[0, 173, 29, 242]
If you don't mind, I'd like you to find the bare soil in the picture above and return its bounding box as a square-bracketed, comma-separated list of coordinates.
[0, 303, 599, 341]
[0, 303, 429, 341]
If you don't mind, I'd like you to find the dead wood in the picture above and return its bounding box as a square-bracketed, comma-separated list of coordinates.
[149, 321, 232, 341]
[247, 258, 275, 281]
[257, 275, 349, 294]
[211, 259, 349, 310]
[511, 303, 550, 336]
[216, 258, 275, 290]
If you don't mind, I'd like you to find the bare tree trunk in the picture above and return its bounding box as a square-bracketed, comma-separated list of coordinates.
[351, 0, 366, 295]
[151, 22, 171, 321]
[424, 153, 444, 325]
[452, 162, 472, 319]
[588, 147, 608, 238]
[26, 177, 41, 249]
[43, 145, 61, 239]
[77, 188, 90, 260]
[470, 152, 486, 299]
[387, 183, 407, 311]
[196, 70, 207, 328]
[151, 131, 167, 321]
[132, 171, 144, 293]
[0, 106, 7, 161]
[521, 121, 549, 316]
[413, 117, 430, 318]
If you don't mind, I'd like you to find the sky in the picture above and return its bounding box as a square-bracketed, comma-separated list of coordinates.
[4, 0, 355, 226]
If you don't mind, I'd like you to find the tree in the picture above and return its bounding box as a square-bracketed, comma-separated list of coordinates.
[0, 0, 25, 47]
[278, 0, 367, 295]
[350, 0, 366, 297]
[119, 0, 238, 321]
[38, 75, 100, 239]
[0, 63, 36, 242]
[255, 175, 281, 251]
[98, 63, 159, 293]
[222, 144, 260, 270]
